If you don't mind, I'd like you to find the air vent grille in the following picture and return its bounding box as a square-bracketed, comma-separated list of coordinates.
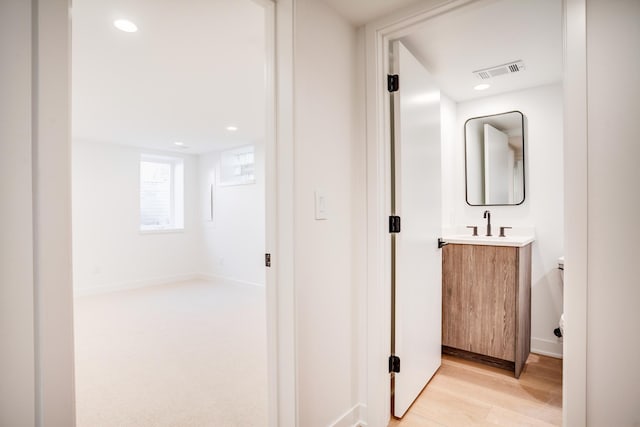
[473, 60, 525, 80]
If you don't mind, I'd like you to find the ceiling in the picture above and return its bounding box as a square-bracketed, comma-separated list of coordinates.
[72, 0, 266, 154]
[73, 0, 562, 153]
[322, 0, 423, 25]
[400, 0, 563, 102]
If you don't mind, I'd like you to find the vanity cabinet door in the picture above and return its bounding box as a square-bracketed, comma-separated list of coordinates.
[442, 244, 517, 361]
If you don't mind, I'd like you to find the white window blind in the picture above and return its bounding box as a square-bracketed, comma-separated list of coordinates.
[140, 156, 184, 231]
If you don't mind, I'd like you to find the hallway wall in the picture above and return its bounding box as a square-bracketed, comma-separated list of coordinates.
[585, 0, 640, 424]
[294, 0, 363, 425]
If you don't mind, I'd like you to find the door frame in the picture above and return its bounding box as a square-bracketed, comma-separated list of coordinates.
[29, 0, 297, 425]
[363, 0, 588, 425]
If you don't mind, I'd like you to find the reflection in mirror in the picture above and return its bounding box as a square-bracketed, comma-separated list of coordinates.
[465, 111, 525, 206]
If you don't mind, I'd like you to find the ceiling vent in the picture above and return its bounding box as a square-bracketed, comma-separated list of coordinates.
[473, 60, 525, 80]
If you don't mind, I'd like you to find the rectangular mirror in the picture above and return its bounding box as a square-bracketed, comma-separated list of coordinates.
[465, 111, 525, 205]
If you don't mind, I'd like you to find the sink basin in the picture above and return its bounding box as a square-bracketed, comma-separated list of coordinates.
[442, 234, 535, 247]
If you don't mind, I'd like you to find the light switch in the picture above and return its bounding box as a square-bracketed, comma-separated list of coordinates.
[314, 191, 328, 220]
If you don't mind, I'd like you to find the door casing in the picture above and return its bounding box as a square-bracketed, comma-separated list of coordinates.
[27, 0, 297, 425]
[363, 0, 588, 425]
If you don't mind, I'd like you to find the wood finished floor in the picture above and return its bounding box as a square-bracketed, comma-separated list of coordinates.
[389, 353, 562, 427]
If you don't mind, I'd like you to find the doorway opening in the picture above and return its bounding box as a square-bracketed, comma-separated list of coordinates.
[71, 0, 275, 425]
[368, 0, 566, 425]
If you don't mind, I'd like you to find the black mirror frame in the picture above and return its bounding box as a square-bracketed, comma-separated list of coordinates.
[464, 110, 526, 206]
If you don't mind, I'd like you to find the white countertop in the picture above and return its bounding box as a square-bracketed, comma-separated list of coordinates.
[442, 234, 535, 247]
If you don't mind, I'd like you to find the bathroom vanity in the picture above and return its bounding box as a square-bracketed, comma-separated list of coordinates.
[441, 235, 533, 378]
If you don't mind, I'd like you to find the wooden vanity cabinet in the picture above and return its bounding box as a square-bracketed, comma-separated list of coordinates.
[442, 243, 532, 378]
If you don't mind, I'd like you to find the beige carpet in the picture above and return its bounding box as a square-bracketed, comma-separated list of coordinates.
[74, 279, 268, 427]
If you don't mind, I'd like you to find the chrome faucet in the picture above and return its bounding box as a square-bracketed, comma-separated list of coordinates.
[483, 210, 492, 236]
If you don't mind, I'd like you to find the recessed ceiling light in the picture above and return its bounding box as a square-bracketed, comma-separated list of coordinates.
[114, 19, 138, 33]
[474, 83, 491, 91]
[173, 141, 189, 149]
[226, 126, 238, 132]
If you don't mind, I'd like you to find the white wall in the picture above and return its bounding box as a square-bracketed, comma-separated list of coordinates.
[441, 94, 457, 228]
[446, 84, 564, 357]
[585, 0, 640, 424]
[198, 147, 265, 286]
[294, 0, 362, 425]
[0, 1, 35, 424]
[72, 141, 200, 294]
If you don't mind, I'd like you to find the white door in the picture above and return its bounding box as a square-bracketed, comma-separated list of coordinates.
[483, 123, 510, 204]
[390, 41, 442, 418]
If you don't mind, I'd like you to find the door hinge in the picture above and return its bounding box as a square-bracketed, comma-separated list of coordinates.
[389, 216, 401, 233]
[265, 253, 271, 268]
[389, 355, 401, 373]
[387, 74, 399, 92]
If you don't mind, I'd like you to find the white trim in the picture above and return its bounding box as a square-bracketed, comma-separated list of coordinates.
[329, 403, 368, 427]
[531, 338, 564, 359]
[262, 2, 281, 427]
[197, 273, 265, 288]
[364, 1, 587, 426]
[138, 229, 185, 235]
[364, 3, 478, 425]
[73, 273, 266, 297]
[33, 0, 76, 424]
[34, 0, 297, 425]
[562, 0, 588, 425]
[273, 0, 298, 425]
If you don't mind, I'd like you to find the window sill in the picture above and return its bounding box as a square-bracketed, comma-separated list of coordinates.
[217, 179, 256, 187]
[139, 228, 185, 235]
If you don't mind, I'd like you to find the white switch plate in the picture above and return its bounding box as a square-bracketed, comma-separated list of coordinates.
[314, 191, 328, 220]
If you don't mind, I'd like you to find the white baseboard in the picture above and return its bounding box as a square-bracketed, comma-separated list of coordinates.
[74, 273, 199, 297]
[329, 403, 367, 427]
[74, 273, 265, 297]
[197, 273, 264, 288]
[531, 337, 563, 359]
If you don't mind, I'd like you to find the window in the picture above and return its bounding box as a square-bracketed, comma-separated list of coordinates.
[140, 155, 184, 231]
[219, 145, 255, 186]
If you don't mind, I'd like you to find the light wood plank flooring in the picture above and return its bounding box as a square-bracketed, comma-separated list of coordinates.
[389, 353, 562, 427]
